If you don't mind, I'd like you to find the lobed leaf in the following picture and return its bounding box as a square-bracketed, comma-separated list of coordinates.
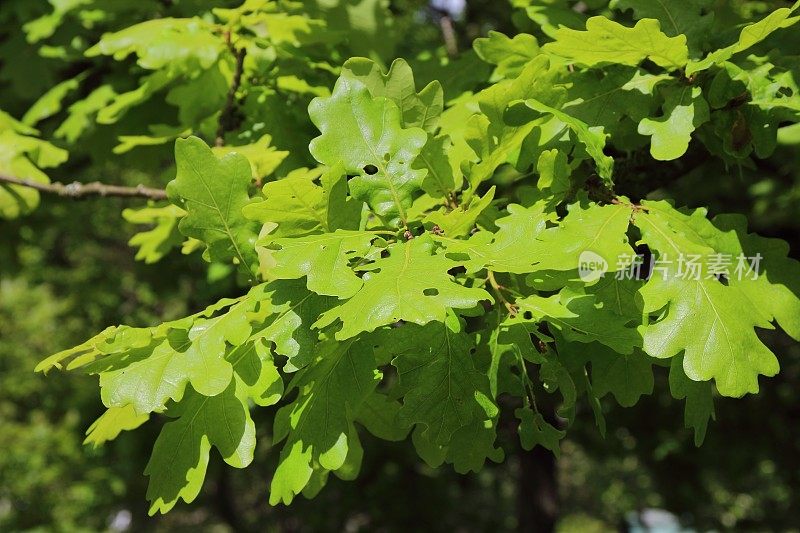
[308, 77, 428, 226]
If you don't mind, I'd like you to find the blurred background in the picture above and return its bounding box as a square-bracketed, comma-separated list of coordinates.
[2, 0, 800, 531]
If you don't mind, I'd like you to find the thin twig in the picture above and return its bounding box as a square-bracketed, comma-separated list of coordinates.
[518, 353, 540, 414]
[0, 173, 167, 200]
[216, 45, 247, 147]
[487, 271, 518, 316]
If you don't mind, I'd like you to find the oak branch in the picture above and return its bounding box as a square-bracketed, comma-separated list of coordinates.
[0, 174, 167, 201]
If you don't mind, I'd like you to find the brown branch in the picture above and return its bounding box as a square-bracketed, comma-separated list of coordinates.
[0, 174, 167, 200]
[438, 15, 458, 58]
[216, 46, 247, 147]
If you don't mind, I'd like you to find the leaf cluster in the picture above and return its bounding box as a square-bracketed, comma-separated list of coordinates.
[6, 0, 800, 514]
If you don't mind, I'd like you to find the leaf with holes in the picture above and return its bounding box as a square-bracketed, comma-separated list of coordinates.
[634, 200, 783, 397]
[315, 235, 492, 339]
[308, 76, 428, 226]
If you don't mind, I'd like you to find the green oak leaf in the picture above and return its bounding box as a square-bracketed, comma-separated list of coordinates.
[145, 379, 256, 515]
[39, 282, 319, 413]
[83, 404, 149, 449]
[122, 204, 186, 264]
[270, 338, 378, 505]
[383, 315, 498, 445]
[22, 0, 88, 43]
[355, 392, 410, 442]
[411, 420, 504, 474]
[633, 200, 781, 397]
[562, 67, 661, 148]
[446, 420, 504, 474]
[686, 2, 800, 75]
[410, 426, 447, 467]
[525, 4, 589, 37]
[638, 85, 709, 161]
[247, 281, 336, 373]
[146, 336, 282, 513]
[22, 73, 86, 126]
[710, 61, 800, 115]
[424, 186, 495, 238]
[588, 344, 654, 407]
[669, 355, 715, 446]
[709, 214, 800, 341]
[341, 57, 443, 132]
[167, 136, 260, 275]
[465, 55, 566, 193]
[414, 134, 459, 198]
[553, 332, 608, 436]
[213, 3, 327, 46]
[86, 17, 222, 73]
[36, 326, 136, 374]
[243, 164, 361, 237]
[536, 149, 571, 204]
[113, 125, 191, 155]
[585, 376, 607, 436]
[503, 324, 579, 422]
[542, 16, 689, 71]
[438, 203, 550, 274]
[610, 0, 714, 55]
[473, 31, 540, 80]
[621, 70, 673, 95]
[212, 134, 289, 181]
[267, 231, 383, 299]
[513, 294, 642, 354]
[515, 408, 565, 456]
[700, 104, 777, 161]
[166, 64, 228, 128]
[315, 235, 492, 339]
[529, 201, 634, 277]
[648, 205, 800, 339]
[95, 70, 175, 125]
[539, 355, 578, 420]
[485, 318, 540, 401]
[562, 274, 644, 324]
[409, 417, 503, 474]
[0, 113, 68, 219]
[55, 84, 116, 142]
[233, 342, 284, 407]
[308, 76, 428, 226]
[96, 298, 254, 413]
[523, 99, 614, 183]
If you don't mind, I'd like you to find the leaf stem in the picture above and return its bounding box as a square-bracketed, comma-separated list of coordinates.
[487, 271, 518, 316]
[519, 359, 539, 414]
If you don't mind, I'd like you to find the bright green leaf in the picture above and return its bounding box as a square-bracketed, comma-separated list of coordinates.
[542, 17, 689, 71]
[308, 77, 428, 226]
[315, 235, 492, 339]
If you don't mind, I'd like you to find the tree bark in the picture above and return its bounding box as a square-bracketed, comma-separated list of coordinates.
[517, 444, 558, 533]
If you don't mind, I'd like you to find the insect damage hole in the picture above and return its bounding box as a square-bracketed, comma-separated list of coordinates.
[423, 288, 439, 296]
[363, 164, 378, 175]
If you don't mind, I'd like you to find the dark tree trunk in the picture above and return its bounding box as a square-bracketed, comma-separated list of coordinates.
[516, 445, 558, 533]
